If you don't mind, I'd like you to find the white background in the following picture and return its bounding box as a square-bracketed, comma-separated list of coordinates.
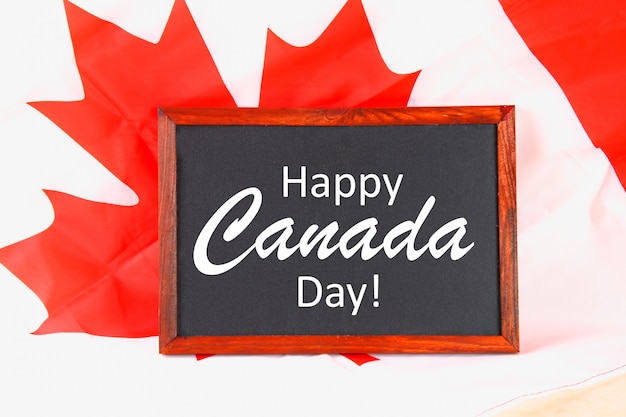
[1, 1, 626, 415]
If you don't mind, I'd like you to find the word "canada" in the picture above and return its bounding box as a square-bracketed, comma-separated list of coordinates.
[193, 166, 475, 276]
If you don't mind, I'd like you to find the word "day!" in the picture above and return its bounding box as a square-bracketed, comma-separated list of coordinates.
[298, 274, 380, 316]
[283, 166, 403, 206]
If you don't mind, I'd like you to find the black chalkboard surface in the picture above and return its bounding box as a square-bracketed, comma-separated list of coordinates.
[158, 107, 518, 354]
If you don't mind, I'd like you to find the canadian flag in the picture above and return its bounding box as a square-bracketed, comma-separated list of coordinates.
[0, 0, 625, 415]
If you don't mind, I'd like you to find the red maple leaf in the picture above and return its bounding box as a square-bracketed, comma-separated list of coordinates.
[260, 0, 418, 107]
[0, 0, 416, 365]
[0, 0, 235, 336]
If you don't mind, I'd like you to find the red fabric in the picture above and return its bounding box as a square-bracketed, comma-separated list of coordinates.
[260, 0, 419, 107]
[0, 0, 235, 336]
[0, 0, 417, 364]
[340, 353, 380, 366]
[501, 0, 626, 189]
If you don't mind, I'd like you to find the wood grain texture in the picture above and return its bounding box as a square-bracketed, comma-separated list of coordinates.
[160, 335, 518, 355]
[497, 107, 519, 352]
[158, 106, 518, 354]
[158, 110, 178, 353]
[161, 106, 513, 126]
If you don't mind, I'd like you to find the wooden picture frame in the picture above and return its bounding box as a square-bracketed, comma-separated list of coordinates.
[158, 107, 518, 354]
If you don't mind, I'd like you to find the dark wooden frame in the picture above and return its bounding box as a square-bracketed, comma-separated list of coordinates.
[158, 107, 518, 354]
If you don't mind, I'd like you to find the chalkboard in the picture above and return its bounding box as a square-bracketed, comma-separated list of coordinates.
[158, 107, 518, 354]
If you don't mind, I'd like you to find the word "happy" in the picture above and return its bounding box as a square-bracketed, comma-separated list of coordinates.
[283, 166, 403, 206]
